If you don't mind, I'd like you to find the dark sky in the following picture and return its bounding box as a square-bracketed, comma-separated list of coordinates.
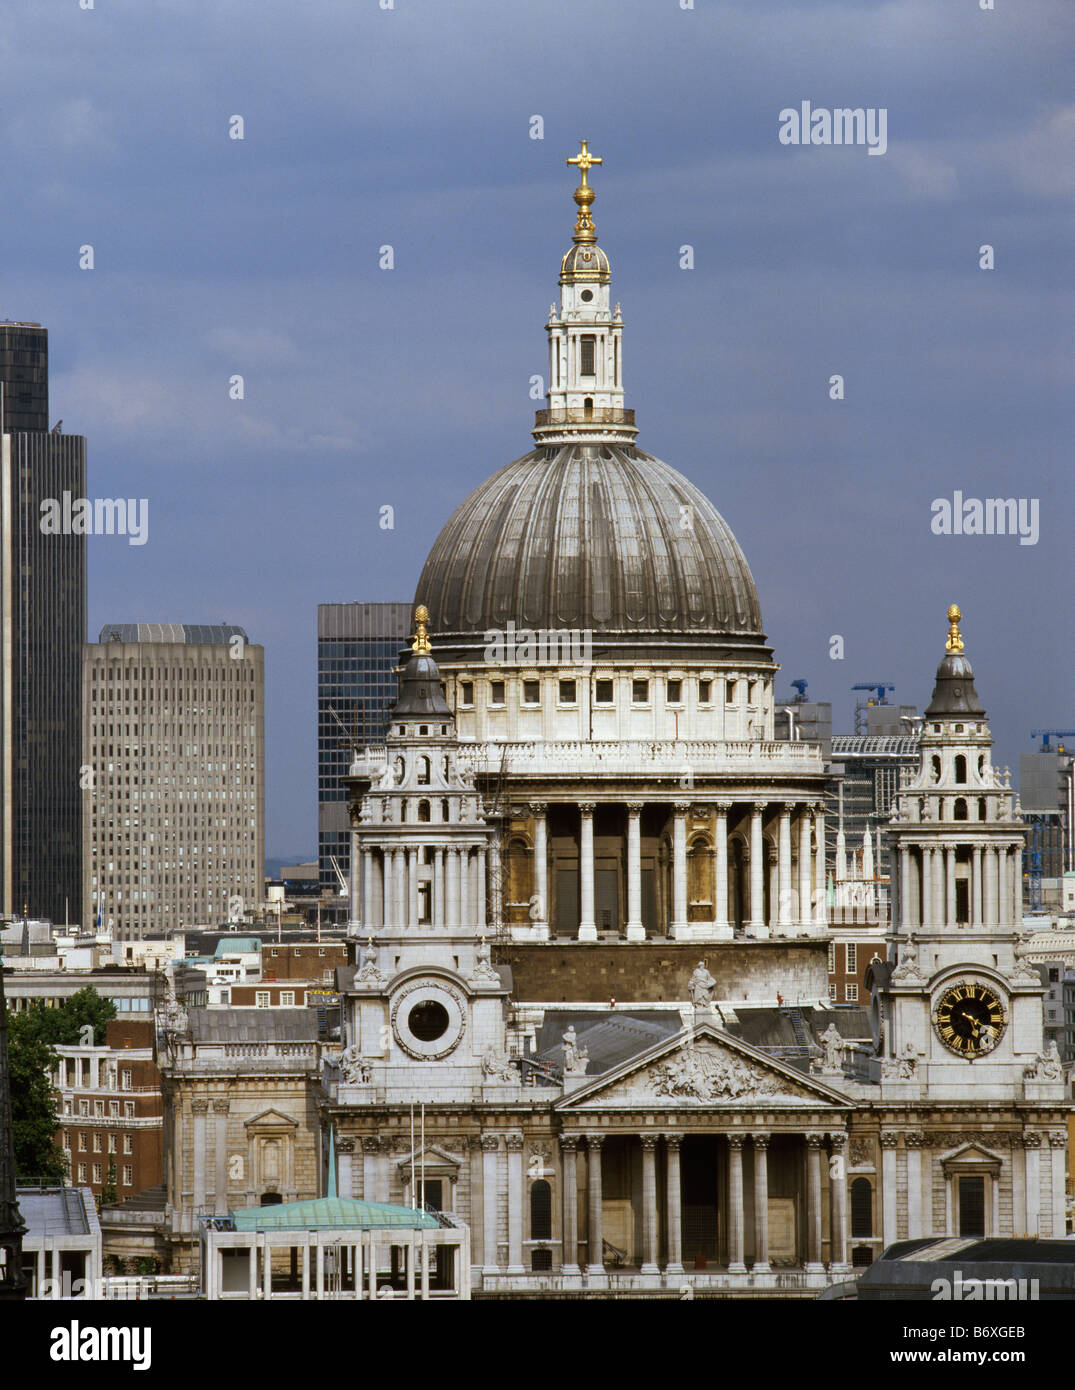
[5, 0, 1071, 855]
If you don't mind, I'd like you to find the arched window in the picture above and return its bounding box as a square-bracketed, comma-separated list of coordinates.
[931, 755, 942, 783]
[442, 798, 451, 822]
[687, 835, 714, 922]
[417, 800, 431, 823]
[978, 797, 987, 821]
[417, 756, 431, 786]
[506, 837, 533, 926]
[532, 1248, 552, 1272]
[954, 754, 967, 784]
[583, 396, 594, 420]
[530, 1179, 552, 1240]
[850, 1177, 872, 1238]
[953, 798, 968, 821]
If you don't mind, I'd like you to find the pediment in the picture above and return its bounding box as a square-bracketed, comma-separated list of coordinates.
[556, 1023, 850, 1111]
[939, 1141, 1003, 1170]
[244, 1108, 299, 1131]
[395, 1144, 462, 1173]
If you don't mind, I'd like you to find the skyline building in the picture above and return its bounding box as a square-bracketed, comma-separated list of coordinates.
[317, 601, 411, 899]
[83, 623, 264, 938]
[0, 321, 86, 924]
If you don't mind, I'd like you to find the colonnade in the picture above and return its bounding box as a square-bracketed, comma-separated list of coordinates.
[897, 841, 1023, 930]
[354, 839, 490, 931]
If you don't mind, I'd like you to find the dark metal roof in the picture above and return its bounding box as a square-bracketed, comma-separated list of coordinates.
[97, 623, 249, 645]
[392, 652, 451, 716]
[189, 1008, 319, 1042]
[924, 650, 986, 717]
[415, 444, 766, 656]
[535, 1012, 679, 1074]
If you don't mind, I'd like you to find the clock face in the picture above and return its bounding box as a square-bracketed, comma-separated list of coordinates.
[932, 982, 1007, 1057]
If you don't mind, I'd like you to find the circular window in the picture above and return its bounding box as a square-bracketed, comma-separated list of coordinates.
[580, 289, 594, 302]
[409, 999, 449, 1041]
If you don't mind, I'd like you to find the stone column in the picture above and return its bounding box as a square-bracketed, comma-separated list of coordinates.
[506, 1133, 524, 1275]
[714, 802, 730, 932]
[407, 848, 419, 927]
[362, 847, 376, 928]
[813, 805, 827, 927]
[489, 829, 503, 934]
[578, 804, 597, 940]
[362, 1136, 384, 1203]
[900, 846, 913, 931]
[446, 847, 460, 927]
[212, 1098, 229, 1216]
[381, 849, 393, 929]
[752, 1134, 771, 1274]
[671, 802, 689, 937]
[798, 809, 813, 931]
[480, 1135, 500, 1274]
[433, 848, 444, 927]
[665, 1134, 684, 1275]
[829, 1134, 849, 1271]
[1049, 1132, 1067, 1238]
[945, 846, 956, 927]
[998, 846, 1010, 927]
[531, 803, 549, 938]
[395, 849, 407, 928]
[349, 826, 361, 926]
[1011, 845, 1022, 926]
[476, 847, 487, 931]
[805, 1134, 824, 1272]
[880, 1133, 898, 1246]
[727, 1135, 746, 1273]
[560, 1136, 580, 1275]
[1023, 1133, 1041, 1236]
[983, 845, 997, 926]
[459, 847, 470, 926]
[749, 804, 766, 936]
[585, 1134, 605, 1275]
[971, 846, 982, 926]
[192, 1098, 208, 1213]
[905, 1132, 924, 1239]
[640, 1136, 658, 1274]
[626, 802, 644, 940]
[932, 847, 945, 927]
[337, 1137, 355, 1200]
[776, 803, 793, 930]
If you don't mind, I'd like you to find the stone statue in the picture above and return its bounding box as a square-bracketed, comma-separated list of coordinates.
[1011, 931, 1037, 980]
[561, 1026, 589, 1075]
[481, 1049, 516, 1084]
[339, 1045, 372, 1085]
[1024, 1041, 1062, 1082]
[158, 970, 189, 1057]
[688, 960, 717, 1012]
[817, 1022, 845, 1072]
[881, 1041, 920, 1081]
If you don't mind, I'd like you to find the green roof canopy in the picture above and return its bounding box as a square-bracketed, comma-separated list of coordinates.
[231, 1198, 439, 1232]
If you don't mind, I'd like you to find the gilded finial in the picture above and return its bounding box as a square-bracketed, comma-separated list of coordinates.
[411, 604, 432, 655]
[567, 140, 602, 243]
[945, 604, 964, 654]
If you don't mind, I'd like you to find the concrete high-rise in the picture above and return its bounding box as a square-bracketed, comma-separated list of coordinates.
[317, 602, 410, 897]
[0, 321, 86, 923]
[83, 624, 265, 938]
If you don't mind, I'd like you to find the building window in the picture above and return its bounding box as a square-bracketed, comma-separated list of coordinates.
[530, 1179, 553, 1241]
[667, 679, 682, 704]
[845, 983, 858, 1003]
[124, 1102, 134, 1119]
[954, 754, 967, 783]
[532, 1248, 553, 1272]
[632, 679, 649, 704]
[489, 681, 505, 706]
[256, 991, 270, 1008]
[850, 1178, 873, 1238]
[94, 1100, 104, 1117]
[271, 948, 278, 957]
[953, 798, 968, 821]
[829, 984, 837, 1002]
[523, 680, 540, 705]
[418, 799, 431, 823]
[460, 682, 473, 707]
[121, 1070, 132, 1090]
[417, 755, 431, 786]
[79, 1132, 87, 1151]
[845, 943, 857, 973]
[280, 991, 295, 1006]
[93, 1133, 102, 1152]
[108, 1134, 117, 1153]
[558, 680, 577, 704]
[123, 1166, 133, 1186]
[828, 943, 836, 973]
[580, 335, 596, 376]
[123, 1135, 133, 1154]
[698, 679, 712, 703]
[93, 1164, 102, 1183]
[595, 679, 614, 704]
[79, 1100, 89, 1117]
[78, 1164, 87, 1182]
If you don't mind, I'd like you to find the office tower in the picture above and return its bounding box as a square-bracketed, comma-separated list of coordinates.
[83, 624, 265, 938]
[0, 321, 86, 923]
[317, 602, 410, 897]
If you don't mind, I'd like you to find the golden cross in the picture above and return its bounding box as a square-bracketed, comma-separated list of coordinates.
[567, 141, 602, 186]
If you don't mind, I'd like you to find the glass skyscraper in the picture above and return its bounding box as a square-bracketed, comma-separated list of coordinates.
[317, 602, 411, 897]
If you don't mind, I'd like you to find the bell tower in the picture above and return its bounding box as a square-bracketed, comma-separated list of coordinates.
[879, 605, 1059, 1101]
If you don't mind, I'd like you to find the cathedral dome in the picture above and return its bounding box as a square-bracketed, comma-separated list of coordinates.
[415, 442, 766, 659]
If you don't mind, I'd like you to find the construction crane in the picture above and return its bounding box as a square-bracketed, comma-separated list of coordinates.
[1030, 730, 1075, 752]
[790, 679, 809, 701]
[851, 682, 895, 735]
[328, 854, 348, 900]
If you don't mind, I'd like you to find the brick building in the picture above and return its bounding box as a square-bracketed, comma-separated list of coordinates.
[53, 1019, 163, 1203]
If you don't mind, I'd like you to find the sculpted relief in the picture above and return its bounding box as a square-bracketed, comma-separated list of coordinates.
[601, 1041, 811, 1105]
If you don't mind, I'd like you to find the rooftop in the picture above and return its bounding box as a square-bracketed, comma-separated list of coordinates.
[229, 1198, 440, 1232]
